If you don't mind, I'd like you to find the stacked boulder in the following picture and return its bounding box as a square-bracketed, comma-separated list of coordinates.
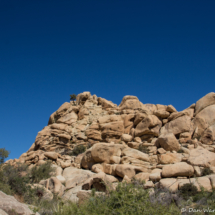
[5, 91, 215, 202]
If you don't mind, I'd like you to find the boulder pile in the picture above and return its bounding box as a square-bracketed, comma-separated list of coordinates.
[5, 92, 215, 203]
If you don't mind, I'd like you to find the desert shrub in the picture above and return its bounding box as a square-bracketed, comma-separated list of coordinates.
[0, 148, 10, 164]
[180, 183, 198, 200]
[53, 182, 180, 215]
[70, 145, 86, 156]
[0, 163, 30, 196]
[201, 167, 213, 176]
[177, 149, 184, 153]
[138, 144, 150, 154]
[30, 161, 55, 183]
[0, 182, 12, 195]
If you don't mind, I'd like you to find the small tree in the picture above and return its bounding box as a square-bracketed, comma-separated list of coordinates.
[70, 94, 77, 104]
[0, 148, 10, 164]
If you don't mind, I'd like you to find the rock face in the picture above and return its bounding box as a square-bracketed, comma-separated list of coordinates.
[6, 91, 215, 203]
[0, 191, 36, 215]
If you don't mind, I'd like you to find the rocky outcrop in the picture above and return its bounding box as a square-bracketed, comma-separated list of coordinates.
[6, 91, 215, 202]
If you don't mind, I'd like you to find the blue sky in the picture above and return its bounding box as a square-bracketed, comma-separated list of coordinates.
[0, 0, 215, 160]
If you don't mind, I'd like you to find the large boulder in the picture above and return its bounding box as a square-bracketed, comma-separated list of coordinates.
[91, 143, 124, 164]
[135, 115, 162, 137]
[82, 172, 118, 191]
[57, 111, 78, 124]
[100, 121, 124, 139]
[187, 147, 215, 167]
[159, 178, 178, 192]
[161, 115, 193, 136]
[76, 92, 91, 105]
[121, 147, 149, 162]
[156, 133, 180, 152]
[115, 164, 136, 178]
[97, 97, 117, 108]
[200, 123, 215, 145]
[63, 167, 94, 183]
[162, 162, 194, 178]
[158, 152, 182, 164]
[193, 105, 215, 137]
[119, 96, 143, 110]
[195, 92, 215, 116]
[81, 148, 96, 169]
[0, 191, 35, 215]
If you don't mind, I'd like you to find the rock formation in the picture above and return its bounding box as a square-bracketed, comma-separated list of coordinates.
[4, 91, 215, 203]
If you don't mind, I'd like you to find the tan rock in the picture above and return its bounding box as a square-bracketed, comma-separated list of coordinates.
[56, 175, 66, 184]
[135, 115, 162, 137]
[161, 115, 193, 136]
[115, 164, 136, 178]
[141, 104, 157, 115]
[0, 191, 36, 215]
[85, 129, 102, 140]
[60, 160, 71, 169]
[44, 152, 58, 160]
[187, 146, 215, 167]
[154, 110, 170, 118]
[207, 174, 215, 188]
[166, 105, 177, 113]
[119, 95, 143, 110]
[134, 172, 150, 182]
[162, 162, 194, 178]
[156, 133, 180, 152]
[123, 114, 135, 134]
[193, 105, 215, 137]
[63, 167, 94, 182]
[195, 92, 215, 116]
[122, 147, 149, 162]
[76, 92, 91, 105]
[156, 104, 167, 111]
[157, 148, 166, 154]
[158, 152, 182, 164]
[82, 172, 118, 191]
[127, 142, 140, 149]
[57, 112, 78, 124]
[97, 97, 117, 108]
[149, 172, 161, 182]
[91, 164, 104, 173]
[159, 178, 178, 192]
[78, 107, 89, 120]
[121, 134, 133, 142]
[201, 123, 215, 145]
[144, 181, 154, 189]
[81, 148, 96, 169]
[91, 143, 124, 164]
[100, 121, 124, 139]
[48, 177, 64, 196]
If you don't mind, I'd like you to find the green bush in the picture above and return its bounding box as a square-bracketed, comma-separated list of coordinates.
[138, 144, 149, 154]
[0, 148, 10, 164]
[70, 145, 86, 156]
[180, 183, 198, 200]
[201, 167, 213, 176]
[51, 183, 180, 215]
[30, 161, 56, 183]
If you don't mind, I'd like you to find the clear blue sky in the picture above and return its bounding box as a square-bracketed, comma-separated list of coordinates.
[1, 0, 215, 160]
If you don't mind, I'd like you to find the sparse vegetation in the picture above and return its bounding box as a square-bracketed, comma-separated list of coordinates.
[201, 167, 213, 176]
[177, 148, 184, 153]
[30, 161, 56, 183]
[138, 144, 150, 154]
[70, 94, 76, 104]
[180, 183, 198, 200]
[0, 148, 10, 164]
[70, 145, 86, 156]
